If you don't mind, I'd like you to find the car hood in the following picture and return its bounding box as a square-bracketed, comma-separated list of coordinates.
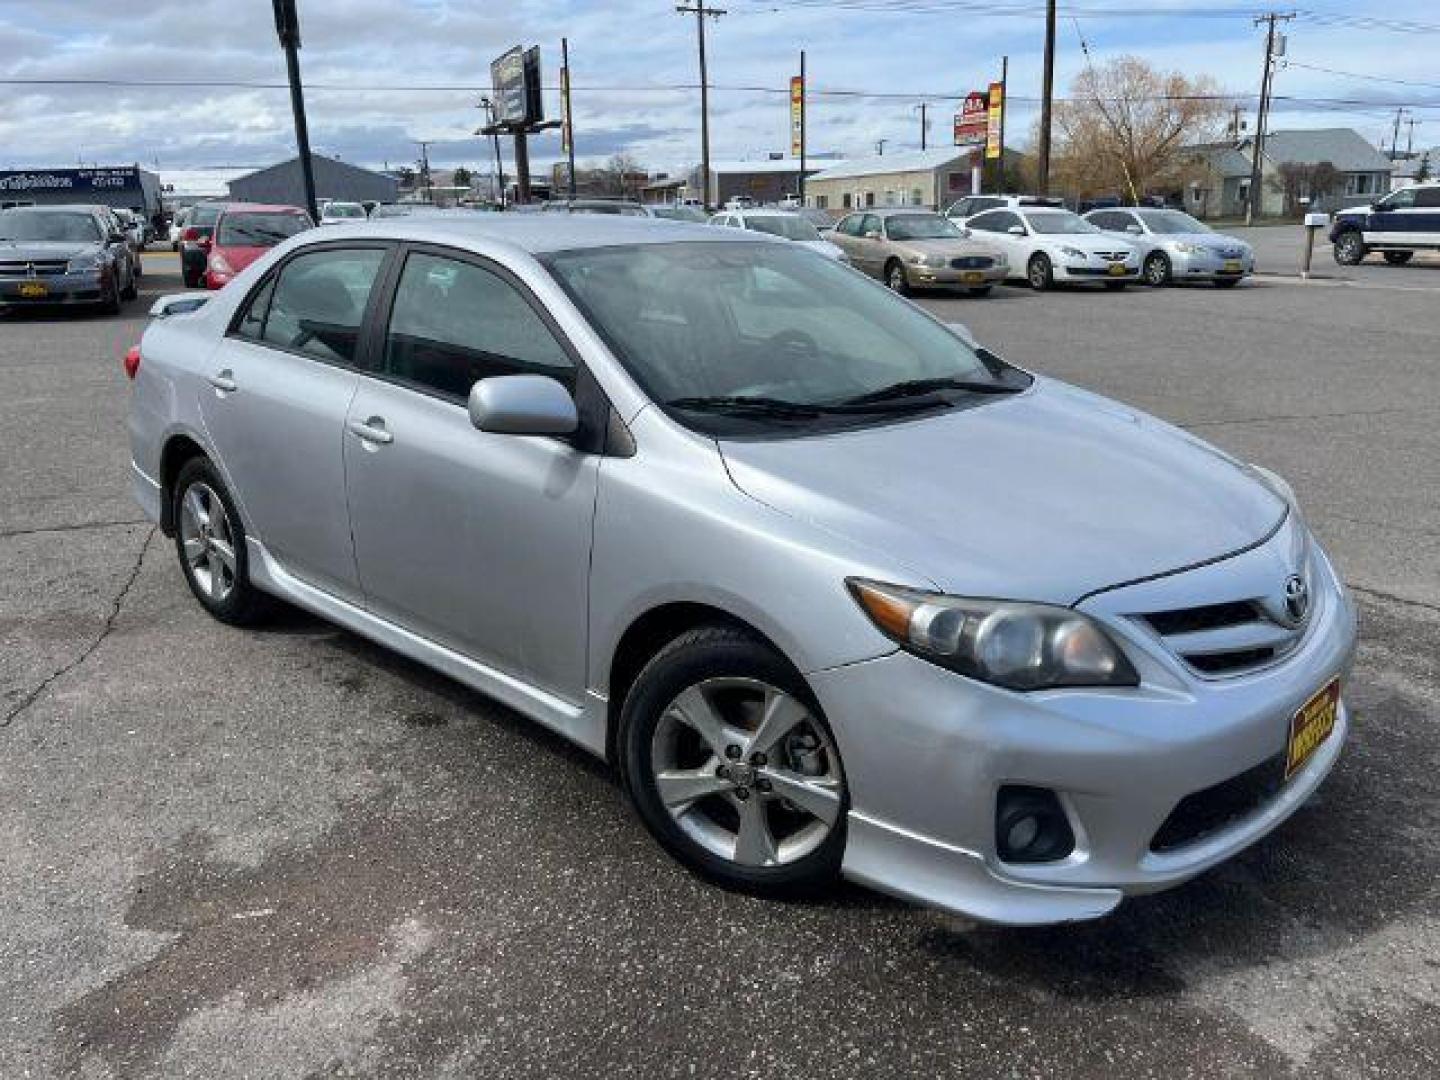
[897, 238, 1005, 259]
[0, 240, 100, 261]
[1155, 232, 1249, 253]
[1040, 233, 1136, 254]
[719, 379, 1286, 604]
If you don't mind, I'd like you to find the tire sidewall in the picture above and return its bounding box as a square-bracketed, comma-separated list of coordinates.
[1334, 231, 1365, 265]
[619, 629, 848, 892]
[172, 458, 266, 625]
[1028, 254, 1052, 290]
[1144, 252, 1170, 286]
[885, 260, 909, 295]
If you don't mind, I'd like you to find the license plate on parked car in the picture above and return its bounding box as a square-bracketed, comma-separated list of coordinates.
[1285, 677, 1340, 780]
[18, 282, 48, 299]
[962, 271, 984, 284]
[1107, 263, 1127, 276]
[1223, 260, 1242, 274]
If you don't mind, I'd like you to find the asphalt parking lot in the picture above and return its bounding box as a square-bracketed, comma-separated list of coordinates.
[2, 252, 1438, 1078]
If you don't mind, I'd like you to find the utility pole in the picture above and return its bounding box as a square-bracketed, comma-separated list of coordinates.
[915, 102, 929, 150]
[996, 54, 1008, 193]
[415, 140, 434, 204]
[676, 2, 726, 210]
[798, 50, 807, 204]
[1036, 0, 1057, 195]
[1390, 107, 1410, 159]
[562, 37, 577, 198]
[1228, 104, 1245, 139]
[1404, 115, 1421, 157]
[479, 97, 505, 207]
[1246, 11, 1294, 225]
[271, 0, 318, 223]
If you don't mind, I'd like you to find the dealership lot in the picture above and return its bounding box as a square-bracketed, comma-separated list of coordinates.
[2, 262, 1438, 1077]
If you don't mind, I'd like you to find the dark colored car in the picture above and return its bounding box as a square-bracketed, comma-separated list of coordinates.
[180, 202, 229, 288]
[0, 205, 138, 314]
[204, 204, 312, 289]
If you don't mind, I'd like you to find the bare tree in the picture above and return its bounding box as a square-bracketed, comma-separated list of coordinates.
[1270, 161, 1343, 215]
[1051, 56, 1226, 201]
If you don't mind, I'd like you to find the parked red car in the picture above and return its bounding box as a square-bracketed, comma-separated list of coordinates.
[204, 203, 313, 289]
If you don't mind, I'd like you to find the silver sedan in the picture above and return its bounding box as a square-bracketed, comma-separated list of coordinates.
[1084, 207, 1255, 287]
[127, 215, 1355, 925]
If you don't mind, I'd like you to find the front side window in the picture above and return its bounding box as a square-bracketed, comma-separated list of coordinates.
[218, 212, 309, 247]
[384, 252, 574, 403]
[0, 210, 102, 243]
[1024, 211, 1099, 235]
[885, 214, 962, 241]
[544, 241, 1026, 437]
[743, 216, 821, 242]
[1381, 188, 1418, 210]
[261, 247, 386, 365]
[969, 210, 1020, 234]
[1136, 209, 1209, 234]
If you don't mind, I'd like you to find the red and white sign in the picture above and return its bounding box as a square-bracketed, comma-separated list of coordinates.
[954, 91, 988, 148]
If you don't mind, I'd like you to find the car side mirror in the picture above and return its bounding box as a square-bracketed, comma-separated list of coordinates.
[863, 230, 882, 239]
[468, 374, 578, 437]
[1007, 225, 1026, 237]
[1125, 223, 1142, 235]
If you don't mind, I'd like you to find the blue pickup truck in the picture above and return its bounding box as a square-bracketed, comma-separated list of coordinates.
[1330, 181, 1440, 266]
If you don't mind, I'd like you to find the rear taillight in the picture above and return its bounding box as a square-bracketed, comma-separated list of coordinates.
[124, 345, 141, 380]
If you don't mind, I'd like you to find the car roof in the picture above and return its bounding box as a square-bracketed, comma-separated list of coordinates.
[300, 214, 765, 255]
[220, 203, 308, 214]
[731, 208, 804, 217]
[0, 203, 107, 215]
[864, 208, 943, 217]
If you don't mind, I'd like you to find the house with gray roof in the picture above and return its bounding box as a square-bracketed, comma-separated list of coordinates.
[804, 148, 982, 212]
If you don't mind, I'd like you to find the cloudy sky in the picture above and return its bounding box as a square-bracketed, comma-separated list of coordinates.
[1, 0, 1437, 178]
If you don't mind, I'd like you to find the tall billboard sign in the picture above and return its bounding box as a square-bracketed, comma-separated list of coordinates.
[985, 80, 1004, 159]
[953, 91, 988, 148]
[789, 76, 804, 158]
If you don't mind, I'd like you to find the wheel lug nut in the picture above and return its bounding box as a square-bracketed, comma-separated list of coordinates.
[725, 745, 742, 760]
[734, 787, 750, 800]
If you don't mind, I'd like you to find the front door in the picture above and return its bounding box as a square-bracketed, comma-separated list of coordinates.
[198, 244, 390, 605]
[343, 247, 600, 702]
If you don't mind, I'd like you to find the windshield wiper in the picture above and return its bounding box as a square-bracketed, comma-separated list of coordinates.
[665, 395, 825, 419]
[837, 376, 1022, 406]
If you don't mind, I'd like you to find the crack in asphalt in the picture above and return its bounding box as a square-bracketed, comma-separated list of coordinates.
[1181, 404, 1436, 429]
[1350, 584, 1440, 615]
[0, 525, 156, 730]
[0, 518, 149, 541]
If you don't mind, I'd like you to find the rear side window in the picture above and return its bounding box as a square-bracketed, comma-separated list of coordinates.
[234, 276, 276, 341]
[1416, 187, 1440, 209]
[383, 252, 574, 403]
[217, 212, 309, 247]
[260, 247, 386, 365]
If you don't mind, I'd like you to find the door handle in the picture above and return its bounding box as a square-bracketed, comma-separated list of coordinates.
[347, 417, 394, 445]
[207, 370, 238, 393]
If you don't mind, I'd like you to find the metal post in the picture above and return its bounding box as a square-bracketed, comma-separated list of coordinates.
[799, 50, 807, 205]
[677, 4, 725, 210]
[1037, 0, 1056, 195]
[919, 102, 928, 151]
[272, 0, 318, 223]
[1247, 13, 1293, 226]
[562, 37, 577, 198]
[997, 54, 1008, 193]
[514, 131, 531, 205]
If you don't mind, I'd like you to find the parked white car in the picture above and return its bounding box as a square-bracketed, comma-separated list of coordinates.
[966, 207, 1140, 290]
[709, 208, 847, 261]
[319, 201, 368, 226]
[1085, 207, 1253, 288]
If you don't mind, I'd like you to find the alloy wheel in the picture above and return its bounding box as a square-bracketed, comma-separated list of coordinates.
[886, 264, 907, 293]
[178, 481, 237, 602]
[649, 677, 844, 868]
[1144, 253, 1170, 287]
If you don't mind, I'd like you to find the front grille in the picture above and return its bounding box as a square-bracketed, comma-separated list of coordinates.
[1096, 251, 1131, 261]
[1151, 752, 1285, 851]
[950, 256, 994, 269]
[1137, 596, 1303, 677]
[0, 260, 67, 276]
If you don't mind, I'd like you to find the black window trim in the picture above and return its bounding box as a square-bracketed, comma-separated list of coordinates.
[224, 239, 400, 376]
[362, 240, 620, 456]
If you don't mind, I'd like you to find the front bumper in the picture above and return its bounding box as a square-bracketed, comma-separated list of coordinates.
[1169, 248, 1255, 280]
[909, 263, 1009, 288]
[0, 270, 107, 305]
[812, 531, 1358, 925]
[1055, 259, 1139, 283]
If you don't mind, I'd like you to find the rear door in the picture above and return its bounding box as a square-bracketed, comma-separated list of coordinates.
[1405, 186, 1440, 246]
[198, 243, 391, 605]
[342, 245, 601, 703]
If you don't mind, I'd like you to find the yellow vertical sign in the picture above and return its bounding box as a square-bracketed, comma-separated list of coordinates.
[985, 80, 1003, 159]
[561, 66, 572, 156]
[790, 76, 804, 158]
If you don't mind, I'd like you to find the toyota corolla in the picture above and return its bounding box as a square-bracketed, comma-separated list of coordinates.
[126, 216, 1356, 924]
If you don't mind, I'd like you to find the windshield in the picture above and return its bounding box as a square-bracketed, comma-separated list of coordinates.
[886, 214, 962, 241]
[190, 204, 223, 228]
[544, 241, 1025, 436]
[1138, 209, 1209, 234]
[217, 212, 309, 247]
[324, 203, 366, 219]
[652, 206, 708, 223]
[0, 210, 101, 243]
[744, 216, 821, 242]
[1025, 211, 1098, 235]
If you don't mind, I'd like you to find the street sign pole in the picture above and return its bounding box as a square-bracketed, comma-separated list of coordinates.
[272, 0, 318, 223]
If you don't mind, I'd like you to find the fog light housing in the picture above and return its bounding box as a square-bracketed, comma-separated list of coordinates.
[996, 785, 1075, 863]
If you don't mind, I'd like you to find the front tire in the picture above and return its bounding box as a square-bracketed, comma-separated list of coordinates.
[1333, 231, 1367, 265]
[619, 625, 848, 896]
[1143, 251, 1171, 287]
[172, 459, 272, 626]
[1027, 253, 1054, 291]
[884, 260, 910, 296]
[1383, 250, 1414, 266]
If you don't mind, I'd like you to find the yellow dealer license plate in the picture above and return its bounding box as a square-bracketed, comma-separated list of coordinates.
[962, 271, 984, 284]
[1285, 678, 1340, 780]
[1107, 262, 1127, 276]
[1223, 259, 1242, 274]
[19, 282, 48, 298]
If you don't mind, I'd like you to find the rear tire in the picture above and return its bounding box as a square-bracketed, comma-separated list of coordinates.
[171, 458, 273, 626]
[1333, 231, 1367, 265]
[619, 625, 848, 897]
[1383, 250, 1414, 266]
[1027, 253, 1054, 291]
[98, 276, 121, 316]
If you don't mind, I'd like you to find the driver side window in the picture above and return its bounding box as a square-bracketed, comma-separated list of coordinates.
[1381, 189, 1417, 211]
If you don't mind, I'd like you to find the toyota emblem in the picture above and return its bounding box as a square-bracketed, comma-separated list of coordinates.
[1283, 573, 1310, 624]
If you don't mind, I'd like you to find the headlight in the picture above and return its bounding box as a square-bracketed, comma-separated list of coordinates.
[1060, 246, 1087, 260]
[66, 252, 103, 272]
[1172, 242, 1204, 254]
[908, 253, 946, 267]
[848, 579, 1139, 691]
